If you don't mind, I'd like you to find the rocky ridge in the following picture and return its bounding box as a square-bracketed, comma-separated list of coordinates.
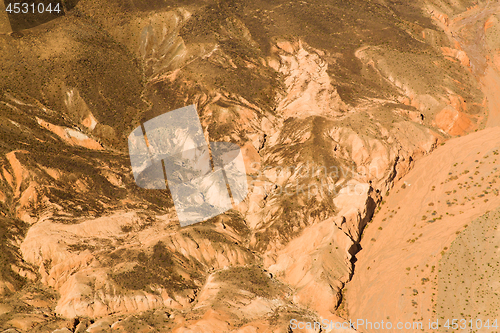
[0, 0, 496, 331]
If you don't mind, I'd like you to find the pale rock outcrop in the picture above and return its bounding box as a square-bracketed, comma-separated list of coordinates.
[51, 328, 72, 333]
[333, 181, 373, 241]
[265, 216, 355, 320]
[36, 117, 103, 150]
[64, 88, 97, 131]
[271, 40, 346, 119]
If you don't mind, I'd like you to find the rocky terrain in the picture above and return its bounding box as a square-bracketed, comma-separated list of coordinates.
[0, 0, 498, 332]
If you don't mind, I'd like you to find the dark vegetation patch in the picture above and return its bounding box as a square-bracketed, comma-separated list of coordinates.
[0, 217, 28, 292]
[0, 105, 174, 221]
[214, 265, 285, 299]
[0, 13, 147, 151]
[111, 241, 198, 292]
[202, 210, 251, 239]
[252, 195, 335, 253]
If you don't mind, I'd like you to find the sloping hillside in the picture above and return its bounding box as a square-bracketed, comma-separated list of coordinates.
[0, 0, 497, 331]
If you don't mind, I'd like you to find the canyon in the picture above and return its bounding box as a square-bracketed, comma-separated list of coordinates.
[0, 0, 499, 332]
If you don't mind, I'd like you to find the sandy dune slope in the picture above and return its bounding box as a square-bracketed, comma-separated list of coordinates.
[347, 126, 500, 332]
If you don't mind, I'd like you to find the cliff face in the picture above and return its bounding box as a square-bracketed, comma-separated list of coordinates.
[0, 0, 496, 332]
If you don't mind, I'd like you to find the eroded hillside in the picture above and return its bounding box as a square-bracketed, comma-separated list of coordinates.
[0, 0, 498, 332]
